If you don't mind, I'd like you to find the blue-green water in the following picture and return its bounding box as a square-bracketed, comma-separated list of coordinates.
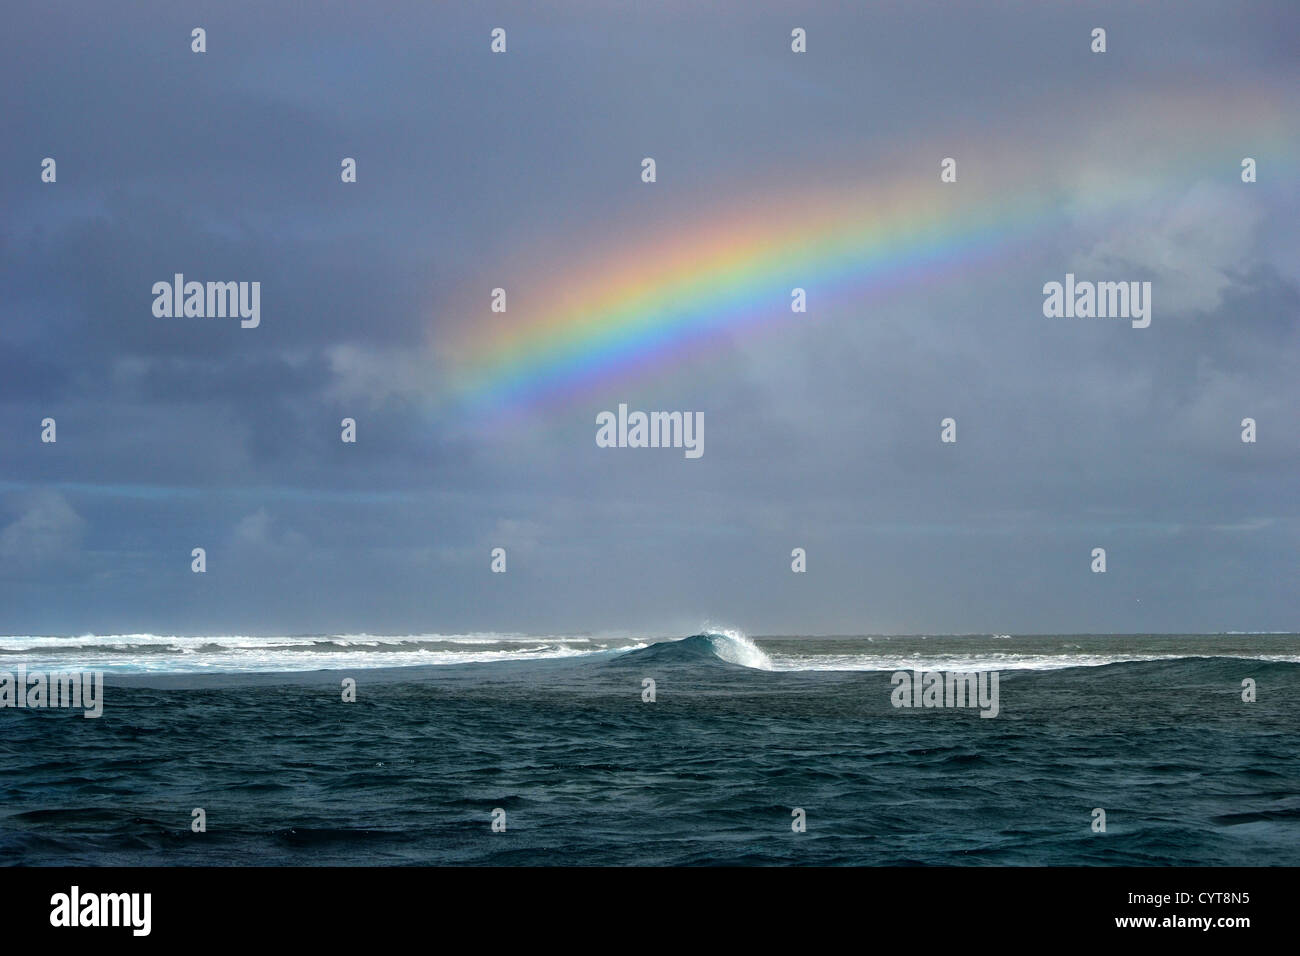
[1, 632, 1297, 865]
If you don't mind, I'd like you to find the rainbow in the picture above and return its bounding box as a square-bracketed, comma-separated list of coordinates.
[435, 84, 1297, 417]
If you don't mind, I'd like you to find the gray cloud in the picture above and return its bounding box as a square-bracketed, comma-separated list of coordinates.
[0, 1, 1296, 635]
[0, 490, 85, 568]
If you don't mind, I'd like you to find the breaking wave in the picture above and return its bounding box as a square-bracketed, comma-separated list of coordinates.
[1, 631, 1295, 676]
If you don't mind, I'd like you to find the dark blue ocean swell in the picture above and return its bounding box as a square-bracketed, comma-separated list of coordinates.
[1, 634, 1297, 865]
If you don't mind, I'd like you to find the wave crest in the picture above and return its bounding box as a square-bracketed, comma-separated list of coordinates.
[704, 629, 774, 670]
[617, 630, 774, 670]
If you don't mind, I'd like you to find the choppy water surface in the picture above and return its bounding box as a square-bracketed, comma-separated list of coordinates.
[1, 631, 1296, 865]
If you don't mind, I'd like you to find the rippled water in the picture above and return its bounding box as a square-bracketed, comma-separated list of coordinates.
[1, 632, 1297, 865]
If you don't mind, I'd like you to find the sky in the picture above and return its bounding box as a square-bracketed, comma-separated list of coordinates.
[0, 0, 1297, 636]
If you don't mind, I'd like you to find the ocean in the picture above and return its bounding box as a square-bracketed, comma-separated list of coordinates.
[2, 632, 1297, 866]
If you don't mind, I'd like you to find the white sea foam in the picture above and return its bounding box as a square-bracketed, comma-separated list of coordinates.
[0, 633, 646, 673]
[767, 652, 1300, 672]
[2, 632, 1295, 675]
[705, 628, 774, 670]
